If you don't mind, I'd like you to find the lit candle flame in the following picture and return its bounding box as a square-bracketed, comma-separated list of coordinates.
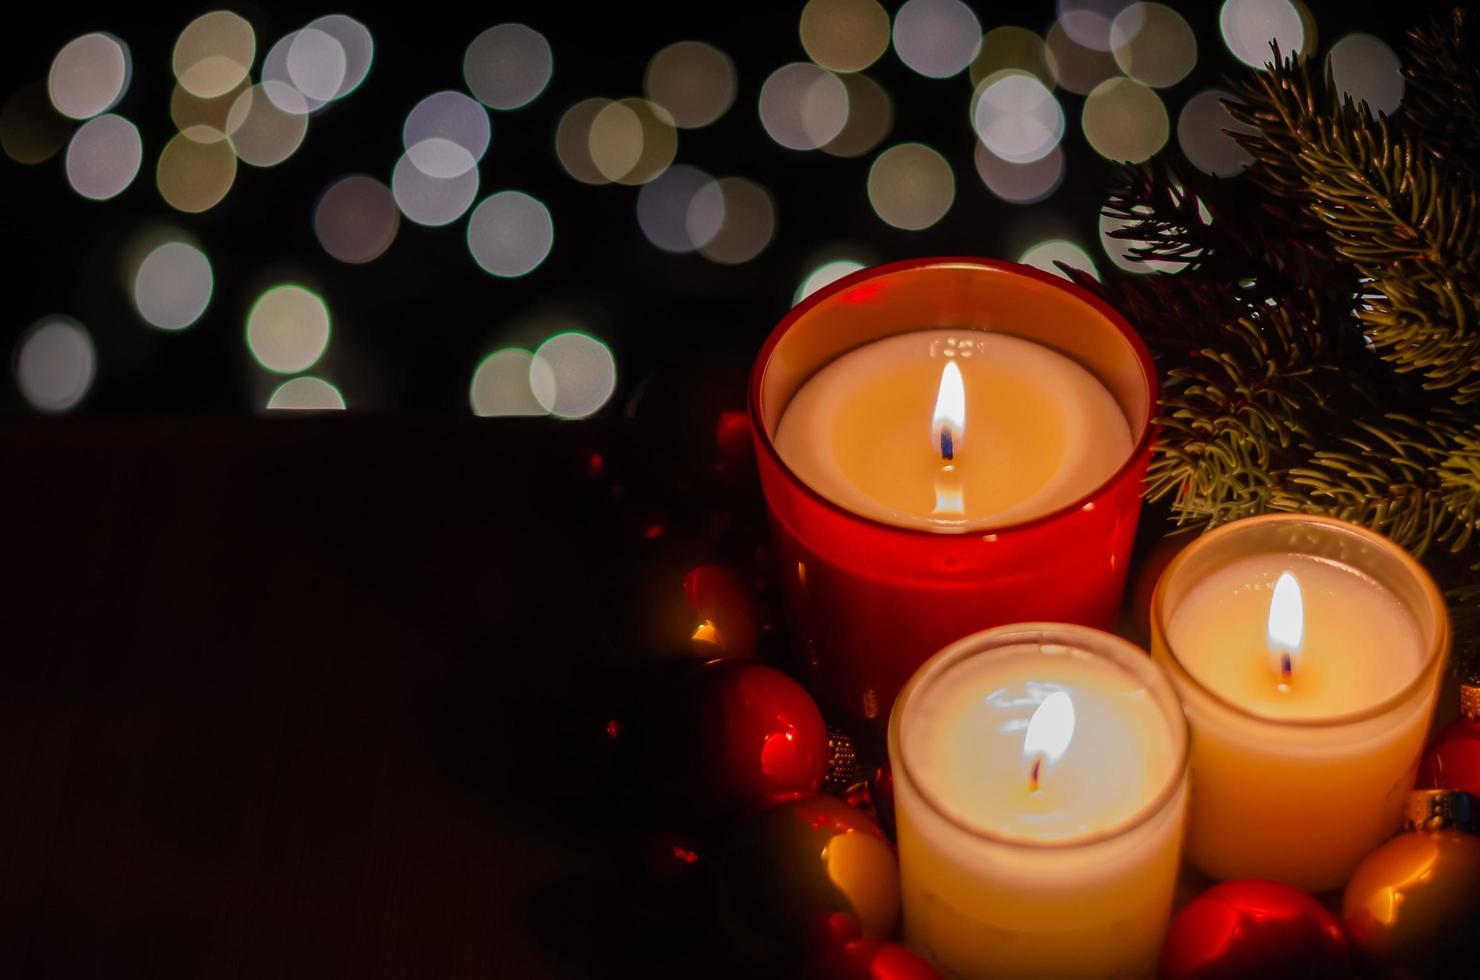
[1024, 691, 1075, 792]
[1268, 571, 1304, 689]
[932, 360, 965, 461]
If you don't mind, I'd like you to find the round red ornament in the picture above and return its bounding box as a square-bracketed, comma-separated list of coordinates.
[1160, 879, 1350, 980]
[715, 795, 900, 963]
[655, 660, 828, 822]
[808, 933, 941, 980]
[1417, 674, 1480, 796]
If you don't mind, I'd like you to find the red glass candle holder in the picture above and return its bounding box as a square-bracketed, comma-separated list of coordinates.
[748, 258, 1157, 733]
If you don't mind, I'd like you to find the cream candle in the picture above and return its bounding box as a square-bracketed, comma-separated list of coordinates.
[774, 330, 1133, 530]
[1151, 515, 1449, 892]
[889, 624, 1188, 979]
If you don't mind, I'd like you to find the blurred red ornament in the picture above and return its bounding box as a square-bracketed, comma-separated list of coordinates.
[808, 931, 941, 980]
[656, 660, 827, 822]
[1417, 678, 1480, 796]
[685, 563, 760, 659]
[715, 795, 900, 963]
[716, 409, 756, 472]
[1160, 879, 1350, 980]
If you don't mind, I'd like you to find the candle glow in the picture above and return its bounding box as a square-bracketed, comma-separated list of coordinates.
[932, 359, 965, 461]
[1268, 570, 1303, 688]
[1023, 690, 1075, 792]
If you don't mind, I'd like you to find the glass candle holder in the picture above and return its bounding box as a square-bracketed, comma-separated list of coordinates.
[1150, 514, 1450, 892]
[749, 258, 1157, 732]
[888, 623, 1190, 979]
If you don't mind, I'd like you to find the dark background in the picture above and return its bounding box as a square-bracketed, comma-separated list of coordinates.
[0, 2, 1423, 977]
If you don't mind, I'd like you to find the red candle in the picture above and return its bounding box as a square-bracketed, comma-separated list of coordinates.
[748, 258, 1157, 732]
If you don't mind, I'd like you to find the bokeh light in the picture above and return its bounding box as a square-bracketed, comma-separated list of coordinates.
[65, 114, 142, 200]
[636, 165, 723, 253]
[759, 63, 849, 152]
[589, 98, 676, 185]
[1044, 19, 1120, 95]
[15, 317, 95, 413]
[555, 98, 613, 184]
[305, 14, 374, 100]
[246, 285, 331, 374]
[171, 78, 246, 143]
[1328, 33, 1403, 115]
[464, 24, 552, 110]
[531, 332, 617, 419]
[800, 0, 891, 73]
[1178, 88, 1256, 177]
[1111, 3, 1196, 88]
[823, 74, 892, 157]
[266, 376, 345, 411]
[49, 33, 131, 120]
[643, 41, 736, 130]
[156, 132, 237, 212]
[693, 178, 775, 265]
[1082, 77, 1167, 163]
[1058, 0, 1140, 52]
[892, 0, 981, 79]
[1220, 0, 1305, 69]
[392, 150, 479, 226]
[867, 142, 954, 231]
[314, 175, 399, 263]
[972, 72, 1064, 164]
[226, 83, 309, 166]
[794, 258, 866, 304]
[470, 348, 551, 417]
[287, 28, 346, 102]
[134, 241, 213, 330]
[173, 10, 255, 99]
[403, 91, 489, 178]
[975, 142, 1064, 205]
[466, 191, 554, 277]
[3, 82, 73, 165]
[1019, 239, 1099, 281]
[970, 26, 1052, 88]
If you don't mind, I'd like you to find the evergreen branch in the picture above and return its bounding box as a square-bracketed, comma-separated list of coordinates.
[1148, 303, 1361, 528]
[1449, 574, 1480, 677]
[1405, 9, 1480, 172]
[1227, 47, 1480, 402]
[1275, 413, 1471, 556]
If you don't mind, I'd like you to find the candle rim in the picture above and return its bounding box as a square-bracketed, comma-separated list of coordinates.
[1151, 514, 1450, 729]
[748, 257, 1159, 538]
[888, 622, 1190, 850]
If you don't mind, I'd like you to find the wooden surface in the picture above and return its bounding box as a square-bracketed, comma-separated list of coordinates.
[0, 420, 749, 979]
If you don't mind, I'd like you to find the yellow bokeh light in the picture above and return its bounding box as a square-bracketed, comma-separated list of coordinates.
[589, 98, 676, 185]
[1111, 3, 1197, 89]
[246, 285, 331, 375]
[644, 41, 736, 129]
[969, 26, 1051, 89]
[800, 0, 891, 73]
[157, 132, 237, 212]
[695, 178, 776, 265]
[867, 142, 954, 231]
[174, 10, 256, 99]
[1082, 77, 1168, 164]
[227, 83, 309, 167]
[823, 73, 892, 158]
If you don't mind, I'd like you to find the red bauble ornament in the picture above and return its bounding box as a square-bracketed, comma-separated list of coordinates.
[1417, 679, 1480, 796]
[656, 660, 828, 823]
[1160, 879, 1350, 980]
[808, 928, 941, 980]
[715, 795, 900, 963]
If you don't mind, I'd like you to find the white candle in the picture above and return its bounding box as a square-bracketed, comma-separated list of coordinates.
[890, 624, 1188, 979]
[774, 330, 1132, 530]
[1152, 516, 1449, 891]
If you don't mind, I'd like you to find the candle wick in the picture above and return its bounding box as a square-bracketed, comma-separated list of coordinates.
[1279, 651, 1292, 683]
[1029, 756, 1042, 793]
[940, 428, 954, 461]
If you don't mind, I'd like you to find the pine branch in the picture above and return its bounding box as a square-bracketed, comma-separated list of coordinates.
[1275, 413, 1474, 556]
[1227, 47, 1480, 402]
[1405, 9, 1480, 173]
[1148, 301, 1366, 528]
[1449, 574, 1480, 677]
[1102, 161, 1343, 295]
